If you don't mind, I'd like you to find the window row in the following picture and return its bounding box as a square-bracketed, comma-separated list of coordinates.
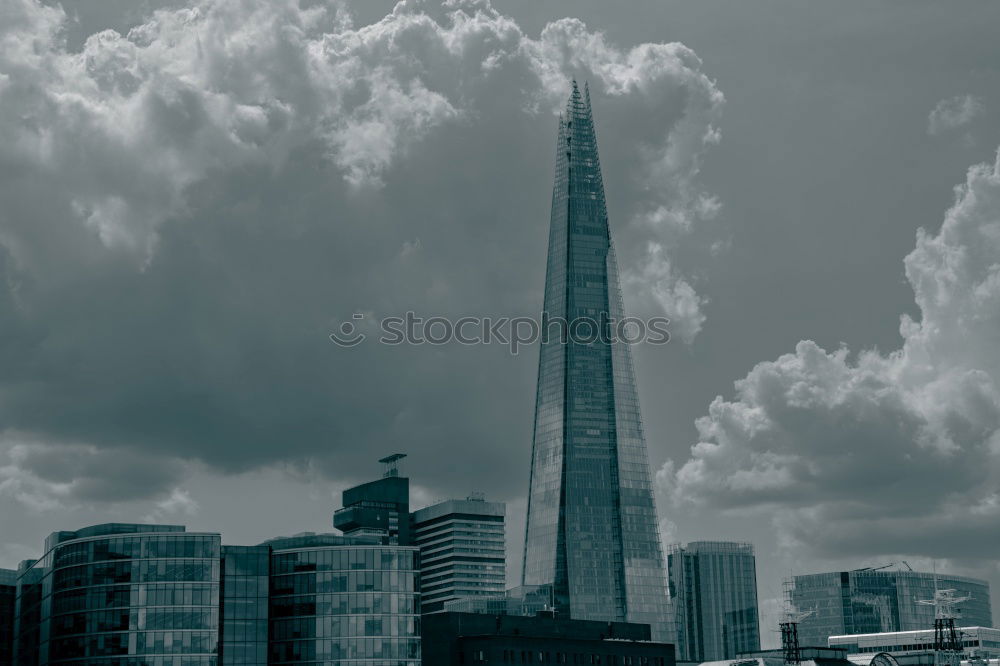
[54, 560, 219, 588]
[271, 549, 417, 575]
[51, 608, 219, 635]
[49, 630, 217, 659]
[269, 637, 421, 662]
[270, 615, 419, 640]
[54, 537, 220, 568]
[271, 571, 416, 596]
[53, 583, 218, 613]
[270, 593, 419, 617]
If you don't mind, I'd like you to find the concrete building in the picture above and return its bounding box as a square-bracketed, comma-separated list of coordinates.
[410, 496, 506, 613]
[829, 626, 1000, 662]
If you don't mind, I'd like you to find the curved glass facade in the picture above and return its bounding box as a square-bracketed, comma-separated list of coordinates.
[14, 524, 220, 666]
[267, 537, 420, 665]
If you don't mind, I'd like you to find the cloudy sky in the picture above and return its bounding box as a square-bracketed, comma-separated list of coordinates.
[2, 0, 1000, 643]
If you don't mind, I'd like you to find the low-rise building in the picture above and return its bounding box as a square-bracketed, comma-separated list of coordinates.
[829, 627, 1000, 662]
[422, 611, 674, 666]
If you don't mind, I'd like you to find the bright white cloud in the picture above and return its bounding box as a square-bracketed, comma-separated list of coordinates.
[0, 0, 721, 334]
[928, 94, 985, 136]
[664, 151, 1000, 559]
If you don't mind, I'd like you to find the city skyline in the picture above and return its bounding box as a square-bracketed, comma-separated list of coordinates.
[2, 0, 1000, 654]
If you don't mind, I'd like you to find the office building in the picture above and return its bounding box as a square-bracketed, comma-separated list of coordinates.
[267, 533, 421, 664]
[668, 541, 761, 661]
[521, 82, 671, 639]
[1, 569, 15, 666]
[790, 569, 992, 649]
[13, 523, 221, 665]
[422, 611, 674, 666]
[410, 495, 506, 613]
[9, 523, 421, 665]
[334, 454, 411, 544]
[220, 545, 269, 665]
[829, 626, 1000, 659]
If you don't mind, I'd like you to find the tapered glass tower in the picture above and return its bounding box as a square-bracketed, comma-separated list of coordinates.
[522, 83, 671, 641]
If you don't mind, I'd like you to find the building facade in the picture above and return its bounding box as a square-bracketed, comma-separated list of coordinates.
[790, 570, 992, 649]
[668, 541, 760, 661]
[829, 626, 1000, 659]
[219, 545, 269, 665]
[9, 524, 421, 666]
[422, 612, 674, 666]
[521, 82, 671, 640]
[1, 569, 16, 666]
[333, 465, 411, 545]
[13, 523, 221, 666]
[266, 534, 421, 665]
[410, 497, 505, 614]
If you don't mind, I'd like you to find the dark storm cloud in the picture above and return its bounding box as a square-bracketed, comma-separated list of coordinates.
[0, 0, 721, 506]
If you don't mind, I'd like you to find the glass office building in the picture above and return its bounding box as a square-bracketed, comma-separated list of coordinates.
[410, 497, 505, 613]
[790, 570, 992, 649]
[220, 545, 269, 665]
[267, 534, 421, 665]
[13, 523, 220, 666]
[521, 82, 671, 640]
[668, 542, 760, 661]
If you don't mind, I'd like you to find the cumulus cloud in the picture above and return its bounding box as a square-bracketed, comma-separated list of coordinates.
[928, 94, 985, 136]
[0, 0, 722, 503]
[142, 487, 199, 522]
[664, 151, 1000, 559]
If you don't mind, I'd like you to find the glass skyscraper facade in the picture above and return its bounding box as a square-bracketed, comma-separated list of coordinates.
[668, 541, 760, 661]
[410, 497, 505, 613]
[13, 524, 221, 666]
[266, 534, 421, 665]
[521, 82, 671, 641]
[790, 570, 992, 648]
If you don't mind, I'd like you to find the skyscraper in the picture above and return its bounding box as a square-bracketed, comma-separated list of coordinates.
[521, 82, 671, 640]
[668, 541, 761, 661]
[410, 495, 506, 613]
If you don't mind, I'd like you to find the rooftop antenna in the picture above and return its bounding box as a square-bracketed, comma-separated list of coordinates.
[780, 580, 815, 666]
[916, 563, 970, 666]
[781, 608, 815, 665]
[379, 453, 407, 478]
